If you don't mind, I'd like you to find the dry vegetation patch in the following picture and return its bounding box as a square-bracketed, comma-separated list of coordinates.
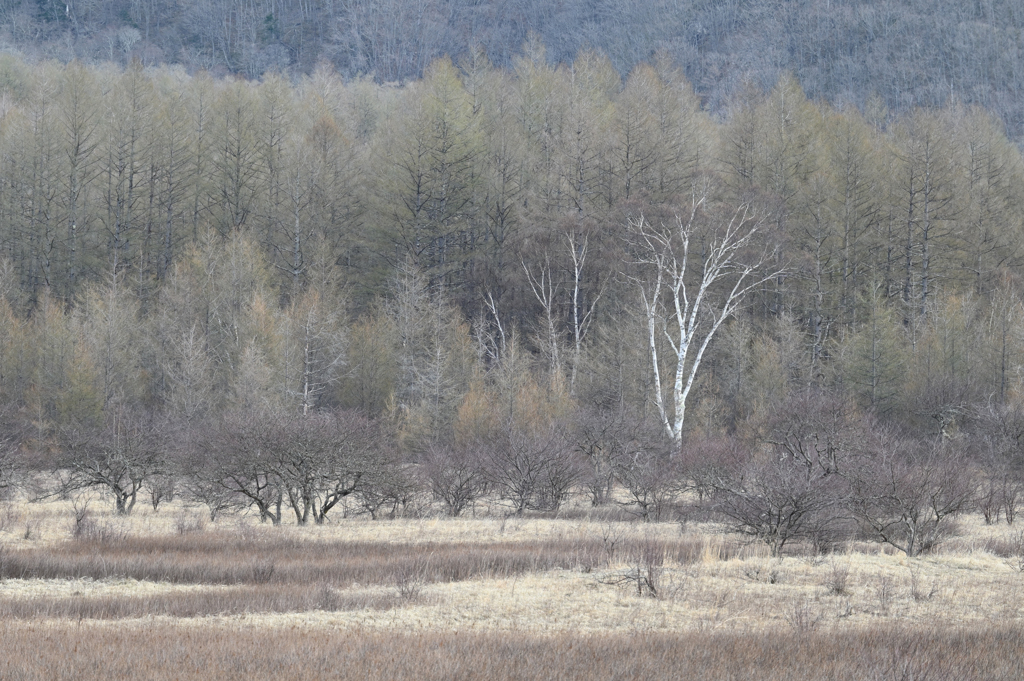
[0, 622, 1021, 681]
[2, 500, 1024, 678]
[0, 529, 721, 588]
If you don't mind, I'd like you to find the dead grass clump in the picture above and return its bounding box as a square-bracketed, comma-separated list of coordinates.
[393, 556, 427, 601]
[664, 535, 742, 564]
[907, 564, 939, 602]
[72, 518, 130, 544]
[539, 505, 637, 522]
[785, 601, 824, 634]
[0, 623, 1020, 680]
[985, 529, 1024, 572]
[743, 560, 784, 584]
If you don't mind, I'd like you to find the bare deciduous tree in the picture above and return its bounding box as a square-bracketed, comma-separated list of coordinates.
[523, 231, 605, 393]
[484, 419, 582, 516]
[53, 407, 164, 515]
[850, 433, 974, 557]
[630, 179, 783, 441]
[210, 409, 381, 525]
[709, 450, 850, 556]
[585, 411, 680, 521]
[699, 394, 869, 554]
[208, 410, 286, 524]
[420, 439, 487, 516]
[0, 444, 18, 499]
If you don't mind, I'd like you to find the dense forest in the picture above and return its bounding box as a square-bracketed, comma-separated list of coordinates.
[0, 49, 1021, 552]
[0, 1, 1023, 139]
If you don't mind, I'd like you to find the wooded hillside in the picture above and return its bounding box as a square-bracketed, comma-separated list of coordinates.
[1, 1, 1023, 138]
[0, 52, 1020, 425]
[0, 53, 1020, 543]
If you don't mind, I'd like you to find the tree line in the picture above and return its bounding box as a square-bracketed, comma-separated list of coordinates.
[3, 1, 1024, 139]
[0, 54, 1021, 554]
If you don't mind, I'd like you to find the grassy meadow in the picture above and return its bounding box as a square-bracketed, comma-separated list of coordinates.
[1, 497, 1023, 680]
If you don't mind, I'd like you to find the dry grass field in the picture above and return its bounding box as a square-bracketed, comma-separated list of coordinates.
[1, 497, 1023, 679]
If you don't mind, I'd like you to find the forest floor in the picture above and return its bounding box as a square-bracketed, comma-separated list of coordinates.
[1, 497, 1023, 679]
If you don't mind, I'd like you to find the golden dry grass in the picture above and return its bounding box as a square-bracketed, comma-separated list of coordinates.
[2, 496, 1023, 678]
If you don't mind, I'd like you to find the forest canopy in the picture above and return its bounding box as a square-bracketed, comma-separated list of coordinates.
[0, 51, 1020, 537]
[0, 51, 1017, 430]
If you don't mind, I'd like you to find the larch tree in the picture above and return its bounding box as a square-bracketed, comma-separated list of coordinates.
[77, 262, 143, 412]
[212, 79, 263, 234]
[57, 62, 102, 301]
[370, 58, 483, 286]
[279, 289, 347, 416]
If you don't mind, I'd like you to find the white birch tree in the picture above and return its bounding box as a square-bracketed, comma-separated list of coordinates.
[631, 179, 783, 442]
[523, 231, 604, 393]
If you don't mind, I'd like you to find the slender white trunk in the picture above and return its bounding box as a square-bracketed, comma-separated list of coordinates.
[632, 180, 781, 442]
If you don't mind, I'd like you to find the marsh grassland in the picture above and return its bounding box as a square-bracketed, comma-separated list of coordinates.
[1, 499, 1022, 680]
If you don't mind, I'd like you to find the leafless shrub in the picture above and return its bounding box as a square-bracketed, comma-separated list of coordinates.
[907, 565, 939, 602]
[147, 474, 176, 512]
[174, 510, 206, 535]
[483, 420, 584, 516]
[613, 448, 678, 522]
[703, 435, 853, 555]
[357, 461, 419, 520]
[174, 436, 236, 522]
[744, 560, 783, 584]
[851, 433, 973, 557]
[606, 416, 680, 522]
[69, 495, 94, 539]
[393, 556, 428, 601]
[823, 558, 851, 596]
[420, 441, 486, 516]
[250, 560, 275, 584]
[1005, 480, 1022, 525]
[785, 601, 824, 633]
[0, 502, 19, 533]
[67, 492, 130, 543]
[876, 574, 896, 615]
[570, 406, 620, 507]
[0, 408, 26, 501]
[969, 402, 1024, 527]
[979, 477, 1004, 525]
[601, 537, 666, 598]
[1003, 529, 1024, 572]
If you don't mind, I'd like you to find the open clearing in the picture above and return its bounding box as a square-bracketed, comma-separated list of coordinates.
[1, 499, 1023, 679]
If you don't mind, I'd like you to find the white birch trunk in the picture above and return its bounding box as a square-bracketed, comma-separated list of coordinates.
[632, 180, 782, 442]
